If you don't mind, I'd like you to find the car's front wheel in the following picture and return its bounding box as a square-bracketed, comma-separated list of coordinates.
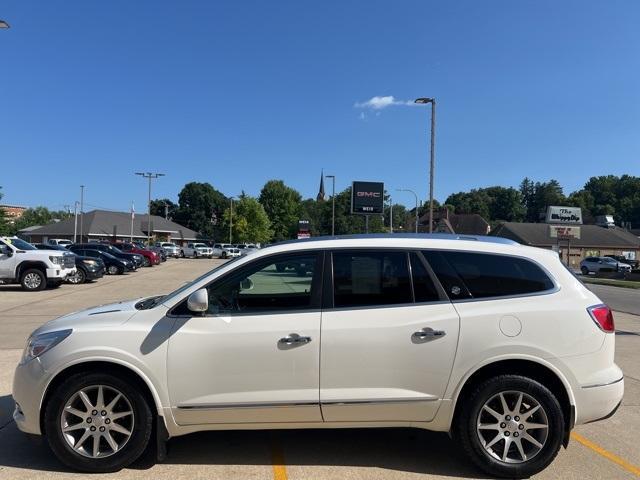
[68, 268, 86, 284]
[20, 268, 47, 291]
[44, 372, 153, 473]
[581, 266, 589, 275]
[454, 375, 564, 479]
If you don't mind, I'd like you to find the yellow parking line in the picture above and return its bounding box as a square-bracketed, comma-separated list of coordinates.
[270, 435, 288, 480]
[571, 432, 640, 477]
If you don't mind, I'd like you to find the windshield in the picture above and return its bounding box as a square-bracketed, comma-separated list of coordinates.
[162, 243, 174, 247]
[194, 243, 207, 248]
[603, 258, 616, 263]
[108, 245, 124, 254]
[7, 238, 36, 250]
[160, 256, 244, 306]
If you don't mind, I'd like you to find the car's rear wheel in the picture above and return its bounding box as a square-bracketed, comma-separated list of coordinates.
[68, 268, 86, 284]
[581, 266, 589, 275]
[44, 372, 153, 473]
[20, 268, 46, 291]
[221, 252, 227, 259]
[453, 375, 564, 479]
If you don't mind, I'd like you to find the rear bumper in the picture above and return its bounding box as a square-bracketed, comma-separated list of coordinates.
[574, 375, 624, 425]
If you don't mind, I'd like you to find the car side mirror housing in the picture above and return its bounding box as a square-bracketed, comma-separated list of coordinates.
[187, 288, 209, 313]
[240, 277, 254, 291]
[1, 246, 13, 257]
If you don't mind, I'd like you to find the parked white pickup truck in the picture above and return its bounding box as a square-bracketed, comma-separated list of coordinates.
[181, 242, 214, 259]
[0, 237, 76, 291]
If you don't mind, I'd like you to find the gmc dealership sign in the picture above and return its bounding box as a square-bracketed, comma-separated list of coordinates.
[351, 181, 384, 215]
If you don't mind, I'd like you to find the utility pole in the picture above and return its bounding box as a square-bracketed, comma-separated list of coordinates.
[135, 172, 165, 245]
[325, 174, 336, 235]
[389, 197, 393, 233]
[415, 97, 436, 233]
[79, 185, 85, 241]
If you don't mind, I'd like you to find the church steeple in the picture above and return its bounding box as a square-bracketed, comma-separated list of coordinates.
[316, 170, 325, 201]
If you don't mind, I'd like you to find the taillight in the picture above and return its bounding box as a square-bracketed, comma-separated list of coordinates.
[587, 304, 615, 333]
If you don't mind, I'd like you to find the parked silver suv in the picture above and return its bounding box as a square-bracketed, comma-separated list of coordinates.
[580, 256, 632, 275]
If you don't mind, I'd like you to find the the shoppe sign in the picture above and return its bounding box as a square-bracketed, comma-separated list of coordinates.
[545, 206, 583, 224]
[351, 181, 384, 215]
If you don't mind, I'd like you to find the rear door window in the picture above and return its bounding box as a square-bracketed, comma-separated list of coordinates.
[409, 252, 441, 303]
[332, 250, 412, 308]
[429, 251, 555, 299]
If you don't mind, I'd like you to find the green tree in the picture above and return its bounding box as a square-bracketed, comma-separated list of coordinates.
[258, 180, 303, 242]
[12, 207, 70, 234]
[223, 195, 273, 244]
[174, 182, 228, 240]
[520, 178, 566, 222]
[150, 198, 178, 219]
[0, 187, 10, 235]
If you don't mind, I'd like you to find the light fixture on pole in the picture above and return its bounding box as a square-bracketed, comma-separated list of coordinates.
[135, 172, 165, 245]
[325, 174, 336, 236]
[415, 97, 436, 233]
[0, 20, 10, 29]
[396, 188, 419, 233]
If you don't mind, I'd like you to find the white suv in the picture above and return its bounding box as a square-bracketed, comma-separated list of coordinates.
[11, 234, 623, 477]
[0, 237, 76, 291]
[180, 242, 213, 259]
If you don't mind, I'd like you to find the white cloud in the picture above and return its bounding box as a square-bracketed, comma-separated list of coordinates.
[354, 95, 413, 110]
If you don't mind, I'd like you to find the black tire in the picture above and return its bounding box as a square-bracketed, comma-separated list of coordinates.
[221, 252, 227, 259]
[107, 265, 119, 275]
[180, 250, 185, 258]
[453, 375, 564, 479]
[68, 268, 87, 285]
[44, 372, 153, 473]
[143, 257, 151, 267]
[581, 266, 589, 275]
[20, 268, 47, 291]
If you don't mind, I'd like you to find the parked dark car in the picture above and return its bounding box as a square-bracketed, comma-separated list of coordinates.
[112, 242, 160, 266]
[69, 243, 145, 269]
[34, 244, 105, 284]
[70, 248, 135, 275]
[605, 254, 639, 269]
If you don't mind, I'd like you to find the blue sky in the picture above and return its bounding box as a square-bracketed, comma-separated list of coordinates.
[1, 0, 639, 213]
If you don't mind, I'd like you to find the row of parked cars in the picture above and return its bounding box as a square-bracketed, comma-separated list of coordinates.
[0, 236, 170, 291]
[579, 254, 639, 275]
[158, 242, 260, 259]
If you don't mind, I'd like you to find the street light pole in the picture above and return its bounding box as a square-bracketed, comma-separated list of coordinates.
[325, 175, 336, 235]
[135, 172, 165, 245]
[396, 188, 419, 233]
[229, 198, 235, 244]
[415, 97, 436, 233]
[73, 201, 79, 243]
[79, 185, 85, 241]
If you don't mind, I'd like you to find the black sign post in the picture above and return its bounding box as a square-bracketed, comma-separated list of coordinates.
[351, 181, 384, 233]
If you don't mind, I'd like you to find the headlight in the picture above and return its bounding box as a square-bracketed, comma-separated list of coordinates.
[82, 259, 98, 266]
[49, 255, 64, 265]
[21, 329, 72, 364]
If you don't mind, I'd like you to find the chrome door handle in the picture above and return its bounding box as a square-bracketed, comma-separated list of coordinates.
[279, 334, 312, 345]
[413, 328, 446, 340]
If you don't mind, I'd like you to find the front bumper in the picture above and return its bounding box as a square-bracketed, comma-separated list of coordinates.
[46, 267, 76, 280]
[85, 266, 105, 280]
[12, 357, 49, 435]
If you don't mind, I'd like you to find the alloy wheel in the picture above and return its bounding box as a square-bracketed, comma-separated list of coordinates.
[60, 385, 134, 459]
[476, 390, 549, 463]
[23, 272, 43, 289]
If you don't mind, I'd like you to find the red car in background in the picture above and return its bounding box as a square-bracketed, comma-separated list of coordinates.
[112, 242, 160, 267]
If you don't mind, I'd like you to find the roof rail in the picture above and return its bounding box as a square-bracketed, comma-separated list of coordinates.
[270, 233, 520, 247]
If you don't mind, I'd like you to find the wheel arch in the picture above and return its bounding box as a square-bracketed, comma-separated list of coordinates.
[16, 261, 49, 278]
[451, 358, 575, 446]
[40, 360, 165, 435]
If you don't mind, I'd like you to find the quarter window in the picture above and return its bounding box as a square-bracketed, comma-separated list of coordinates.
[332, 251, 412, 308]
[434, 251, 554, 299]
[409, 252, 440, 303]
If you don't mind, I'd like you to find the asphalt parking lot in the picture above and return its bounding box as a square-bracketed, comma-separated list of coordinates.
[0, 259, 638, 479]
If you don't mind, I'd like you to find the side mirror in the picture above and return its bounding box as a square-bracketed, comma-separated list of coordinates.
[187, 288, 209, 313]
[240, 277, 254, 291]
[0, 246, 13, 257]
